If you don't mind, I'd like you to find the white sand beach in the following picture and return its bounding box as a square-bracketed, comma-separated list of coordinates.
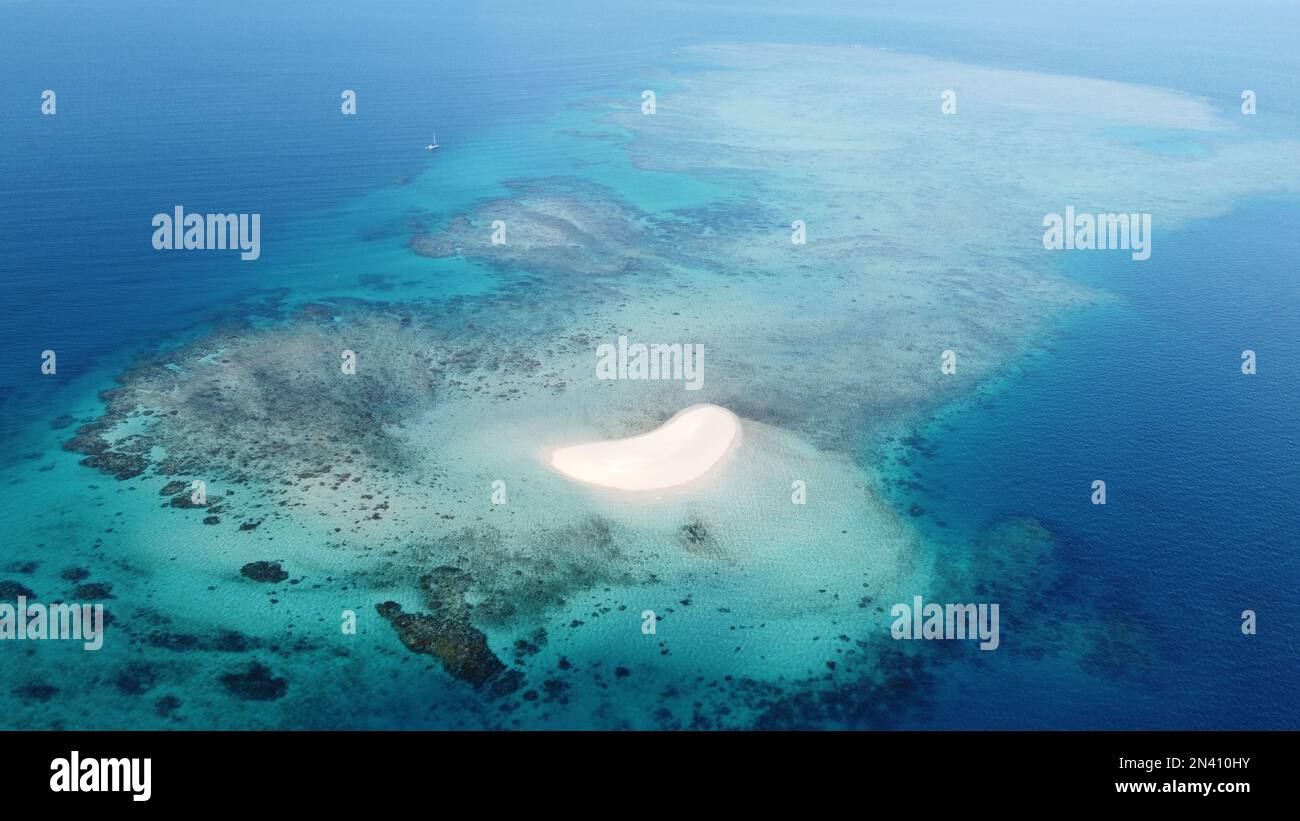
[549, 404, 741, 491]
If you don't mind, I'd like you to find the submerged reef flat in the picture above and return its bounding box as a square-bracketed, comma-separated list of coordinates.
[63, 295, 572, 491]
[410, 180, 663, 278]
[614, 44, 1299, 234]
[23, 43, 1300, 729]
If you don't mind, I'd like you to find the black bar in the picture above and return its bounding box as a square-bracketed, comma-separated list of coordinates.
[2, 730, 1286, 807]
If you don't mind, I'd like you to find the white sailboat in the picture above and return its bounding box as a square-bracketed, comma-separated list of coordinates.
[425, 128, 439, 151]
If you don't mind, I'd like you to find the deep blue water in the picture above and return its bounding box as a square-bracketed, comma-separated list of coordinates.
[888, 199, 1300, 728]
[2, 0, 1297, 728]
[4, 0, 1298, 416]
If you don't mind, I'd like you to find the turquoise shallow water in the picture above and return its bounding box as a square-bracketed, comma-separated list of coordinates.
[2, 1, 1298, 729]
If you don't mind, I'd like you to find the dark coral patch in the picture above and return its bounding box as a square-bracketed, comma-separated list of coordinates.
[219, 662, 287, 701]
[376, 566, 514, 692]
[73, 583, 114, 600]
[377, 600, 507, 690]
[170, 492, 215, 510]
[155, 694, 182, 718]
[60, 567, 90, 582]
[240, 561, 288, 583]
[0, 580, 35, 599]
[678, 516, 722, 556]
[49, 414, 76, 430]
[80, 451, 148, 480]
[113, 663, 159, 695]
[12, 683, 59, 703]
[211, 629, 255, 653]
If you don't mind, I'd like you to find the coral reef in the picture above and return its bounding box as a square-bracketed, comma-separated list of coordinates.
[219, 662, 288, 701]
[240, 561, 289, 583]
[376, 567, 514, 692]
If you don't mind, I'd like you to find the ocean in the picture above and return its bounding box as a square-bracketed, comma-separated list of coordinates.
[1, 0, 1296, 729]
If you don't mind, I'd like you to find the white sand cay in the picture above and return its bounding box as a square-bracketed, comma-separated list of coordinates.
[549, 404, 741, 491]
